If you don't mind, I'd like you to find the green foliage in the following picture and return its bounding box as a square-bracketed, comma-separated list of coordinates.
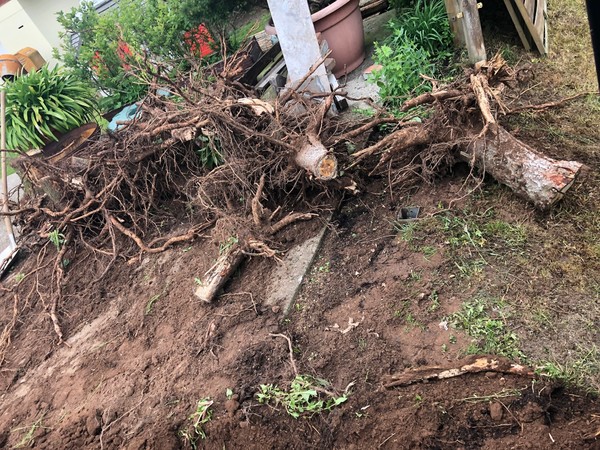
[390, 0, 453, 58]
[179, 398, 213, 448]
[257, 375, 349, 419]
[48, 229, 66, 251]
[219, 236, 238, 255]
[195, 135, 223, 170]
[1, 66, 97, 151]
[370, 0, 453, 108]
[447, 296, 524, 359]
[370, 40, 433, 106]
[55, 0, 247, 112]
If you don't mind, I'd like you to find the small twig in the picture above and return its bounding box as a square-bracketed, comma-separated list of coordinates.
[109, 215, 210, 254]
[279, 50, 332, 106]
[269, 333, 298, 377]
[269, 212, 317, 235]
[378, 432, 397, 448]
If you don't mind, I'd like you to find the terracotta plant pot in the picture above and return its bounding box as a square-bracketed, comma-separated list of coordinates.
[0, 54, 23, 81]
[265, 0, 365, 78]
[15, 47, 46, 74]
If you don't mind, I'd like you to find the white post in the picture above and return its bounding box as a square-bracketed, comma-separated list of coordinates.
[266, 0, 331, 93]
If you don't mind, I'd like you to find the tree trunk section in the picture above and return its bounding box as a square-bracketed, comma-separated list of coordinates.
[194, 244, 245, 303]
[295, 133, 338, 180]
[462, 126, 583, 209]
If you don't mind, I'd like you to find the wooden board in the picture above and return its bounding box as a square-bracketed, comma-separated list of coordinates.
[504, 0, 548, 55]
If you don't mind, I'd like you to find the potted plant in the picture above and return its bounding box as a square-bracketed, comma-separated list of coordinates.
[1, 65, 98, 152]
[265, 0, 366, 77]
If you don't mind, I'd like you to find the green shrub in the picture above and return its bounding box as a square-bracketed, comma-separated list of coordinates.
[370, 0, 453, 108]
[370, 39, 433, 106]
[2, 66, 98, 151]
[55, 0, 248, 112]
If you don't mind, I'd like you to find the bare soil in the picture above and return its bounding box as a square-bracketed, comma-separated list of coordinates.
[1, 1, 600, 449]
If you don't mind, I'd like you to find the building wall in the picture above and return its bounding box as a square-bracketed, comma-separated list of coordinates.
[0, 0, 78, 65]
[19, 0, 79, 50]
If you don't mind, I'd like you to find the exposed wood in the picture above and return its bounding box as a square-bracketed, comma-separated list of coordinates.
[460, 0, 486, 64]
[194, 244, 245, 303]
[524, 0, 535, 21]
[350, 124, 431, 167]
[401, 89, 464, 111]
[383, 355, 533, 388]
[534, 0, 546, 36]
[470, 74, 496, 129]
[502, 0, 532, 51]
[360, 0, 389, 19]
[240, 42, 281, 86]
[510, 0, 546, 55]
[295, 133, 338, 180]
[462, 126, 583, 210]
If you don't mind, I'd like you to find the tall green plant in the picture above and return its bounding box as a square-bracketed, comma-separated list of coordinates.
[2, 66, 98, 151]
[370, 0, 453, 108]
[391, 0, 453, 58]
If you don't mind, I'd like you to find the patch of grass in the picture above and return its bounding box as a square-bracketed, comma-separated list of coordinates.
[428, 290, 440, 312]
[309, 259, 331, 282]
[537, 346, 600, 394]
[229, 12, 271, 49]
[257, 375, 349, 419]
[179, 398, 214, 448]
[447, 295, 524, 360]
[483, 220, 527, 248]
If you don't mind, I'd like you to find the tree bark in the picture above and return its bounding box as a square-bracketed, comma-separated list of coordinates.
[462, 126, 583, 210]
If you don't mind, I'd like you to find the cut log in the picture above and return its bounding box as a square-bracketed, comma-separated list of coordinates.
[295, 133, 338, 180]
[462, 126, 583, 210]
[194, 244, 245, 303]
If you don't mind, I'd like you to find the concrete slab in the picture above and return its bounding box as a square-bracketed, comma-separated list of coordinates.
[265, 225, 328, 315]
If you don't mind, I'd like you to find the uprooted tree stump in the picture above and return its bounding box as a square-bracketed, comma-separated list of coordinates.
[347, 54, 585, 209]
[2, 48, 589, 343]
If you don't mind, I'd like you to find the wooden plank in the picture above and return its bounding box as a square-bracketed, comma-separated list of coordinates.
[534, 0, 545, 36]
[444, 0, 466, 46]
[511, 0, 546, 54]
[543, 0, 548, 54]
[239, 41, 281, 85]
[460, 0, 486, 64]
[502, 0, 531, 51]
[524, 0, 535, 21]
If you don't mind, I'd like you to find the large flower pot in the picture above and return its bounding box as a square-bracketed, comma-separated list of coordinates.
[265, 0, 365, 78]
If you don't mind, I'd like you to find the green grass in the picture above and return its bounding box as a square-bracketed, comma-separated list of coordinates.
[229, 12, 271, 49]
[447, 295, 524, 360]
[537, 346, 600, 395]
